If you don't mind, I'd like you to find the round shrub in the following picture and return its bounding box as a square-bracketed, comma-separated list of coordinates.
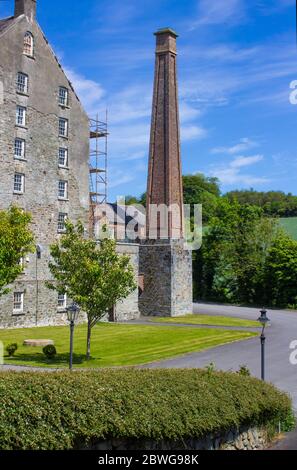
[5, 343, 18, 357]
[43, 344, 57, 359]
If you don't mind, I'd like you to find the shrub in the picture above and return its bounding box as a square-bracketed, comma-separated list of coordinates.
[237, 365, 251, 377]
[42, 345, 57, 359]
[0, 369, 292, 450]
[5, 343, 18, 357]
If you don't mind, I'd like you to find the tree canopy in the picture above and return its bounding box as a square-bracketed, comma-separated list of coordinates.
[47, 222, 136, 358]
[0, 206, 35, 297]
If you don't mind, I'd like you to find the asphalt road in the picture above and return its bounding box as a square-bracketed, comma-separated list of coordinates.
[145, 303, 297, 410]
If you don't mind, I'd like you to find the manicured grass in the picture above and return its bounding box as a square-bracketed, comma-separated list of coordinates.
[149, 314, 260, 328]
[280, 217, 297, 240]
[0, 323, 256, 368]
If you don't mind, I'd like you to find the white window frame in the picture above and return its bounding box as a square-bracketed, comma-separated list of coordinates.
[16, 106, 26, 127]
[59, 87, 68, 107]
[59, 118, 68, 138]
[58, 180, 68, 199]
[58, 212, 68, 233]
[57, 293, 67, 309]
[14, 138, 26, 160]
[13, 292, 24, 313]
[58, 147, 68, 167]
[23, 32, 34, 57]
[16, 72, 28, 94]
[14, 173, 25, 194]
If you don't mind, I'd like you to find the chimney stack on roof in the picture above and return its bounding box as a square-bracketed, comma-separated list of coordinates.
[14, 0, 36, 21]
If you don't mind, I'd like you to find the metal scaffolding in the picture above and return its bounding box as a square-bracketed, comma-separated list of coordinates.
[89, 112, 108, 236]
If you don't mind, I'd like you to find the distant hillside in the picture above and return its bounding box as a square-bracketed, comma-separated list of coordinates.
[280, 217, 297, 240]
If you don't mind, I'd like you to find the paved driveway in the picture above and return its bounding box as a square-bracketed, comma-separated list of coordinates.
[144, 303, 297, 410]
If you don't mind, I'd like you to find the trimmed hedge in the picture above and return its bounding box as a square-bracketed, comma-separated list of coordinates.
[0, 369, 292, 450]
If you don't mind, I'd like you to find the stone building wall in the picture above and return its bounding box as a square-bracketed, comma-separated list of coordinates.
[0, 8, 90, 328]
[139, 239, 192, 317]
[113, 243, 140, 321]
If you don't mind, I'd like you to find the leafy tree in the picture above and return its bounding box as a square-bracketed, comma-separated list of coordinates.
[197, 200, 280, 304]
[47, 222, 136, 359]
[125, 195, 141, 206]
[225, 189, 297, 217]
[0, 206, 34, 296]
[264, 234, 297, 307]
[183, 174, 220, 223]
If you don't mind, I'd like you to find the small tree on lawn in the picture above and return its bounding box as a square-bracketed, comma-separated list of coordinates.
[0, 206, 34, 296]
[47, 221, 137, 359]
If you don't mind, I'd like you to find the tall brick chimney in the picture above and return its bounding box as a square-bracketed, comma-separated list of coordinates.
[139, 29, 193, 319]
[146, 28, 184, 239]
[14, 0, 36, 21]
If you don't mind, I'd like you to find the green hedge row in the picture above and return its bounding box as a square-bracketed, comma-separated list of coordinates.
[0, 369, 292, 450]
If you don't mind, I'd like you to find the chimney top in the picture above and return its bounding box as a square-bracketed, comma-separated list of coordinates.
[14, 0, 37, 21]
[154, 28, 179, 38]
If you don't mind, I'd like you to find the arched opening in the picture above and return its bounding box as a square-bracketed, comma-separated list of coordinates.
[23, 32, 34, 57]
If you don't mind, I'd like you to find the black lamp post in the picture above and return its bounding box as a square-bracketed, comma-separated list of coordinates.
[66, 302, 80, 371]
[257, 308, 270, 381]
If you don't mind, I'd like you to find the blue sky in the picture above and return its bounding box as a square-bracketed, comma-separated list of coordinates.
[2, 0, 297, 199]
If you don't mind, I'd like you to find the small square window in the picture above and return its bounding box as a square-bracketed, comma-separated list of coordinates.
[16, 73, 28, 94]
[14, 138, 26, 159]
[59, 87, 68, 106]
[59, 118, 68, 137]
[58, 212, 68, 232]
[13, 292, 24, 313]
[14, 173, 25, 194]
[58, 148, 68, 167]
[58, 293, 67, 309]
[16, 106, 26, 127]
[58, 180, 68, 199]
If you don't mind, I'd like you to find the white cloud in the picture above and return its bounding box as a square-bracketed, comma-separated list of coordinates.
[209, 152, 268, 186]
[211, 138, 258, 155]
[190, 0, 245, 29]
[212, 167, 269, 186]
[230, 154, 263, 168]
[181, 125, 207, 141]
[64, 67, 105, 115]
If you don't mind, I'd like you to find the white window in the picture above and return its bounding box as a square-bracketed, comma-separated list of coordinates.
[14, 138, 26, 159]
[58, 212, 68, 232]
[59, 118, 68, 137]
[14, 173, 25, 194]
[58, 147, 68, 167]
[58, 293, 67, 309]
[23, 32, 34, 56]
[58, 180, 68, 199]
[16, 106, 26, 126]
[59, 87, 68, 106]
[13, 292, 24, 313]
[16, 72, 28, 94]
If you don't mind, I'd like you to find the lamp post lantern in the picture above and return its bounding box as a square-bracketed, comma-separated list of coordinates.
[66, 302, 80, 371]
[257, 308, 270, 381]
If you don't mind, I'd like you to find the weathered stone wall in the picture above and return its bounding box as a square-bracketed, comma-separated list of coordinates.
[0, 14, 90, 328]
[114, 243, 140, 321]
[78, 426, 269, 451]
[139, 239, 192, 317]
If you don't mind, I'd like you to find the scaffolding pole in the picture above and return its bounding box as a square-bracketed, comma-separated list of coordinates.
[89, 111, 108, 237]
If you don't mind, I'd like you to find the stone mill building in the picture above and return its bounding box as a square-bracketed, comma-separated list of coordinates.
[0, 1, 192, 329]
[0, 0, 90, 327]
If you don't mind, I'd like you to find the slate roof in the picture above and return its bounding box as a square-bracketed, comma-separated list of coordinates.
[0, 17, 15, 35]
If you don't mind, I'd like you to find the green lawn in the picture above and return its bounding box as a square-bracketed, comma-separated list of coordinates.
[149, 314, 260, 328]
[0, 323, 256, 368]
[280, 217, 297, 240]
